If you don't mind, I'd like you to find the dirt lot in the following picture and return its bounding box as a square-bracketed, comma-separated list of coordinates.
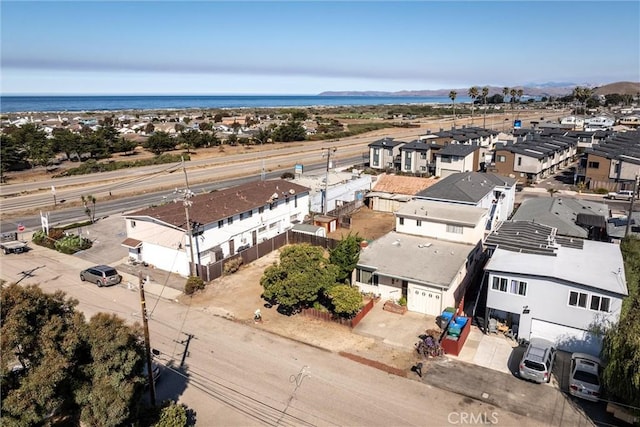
[181, 207, 415, 374]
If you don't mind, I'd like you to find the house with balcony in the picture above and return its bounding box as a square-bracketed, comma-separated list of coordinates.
[398, 139, 441, 175]
[414, 171, 516, 231]
[353, 199, 487, 316]
[368, 137, 405, 171]
[481, 221, 628, 356]
[581, 129, 640, 191]
[121, 179, 310, 277]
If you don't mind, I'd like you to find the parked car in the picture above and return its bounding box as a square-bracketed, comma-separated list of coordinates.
[80, 265, 122, 287]
[606, 190, 635, 201]
[569, 353, 602, 402]
[518, 337, 556, 383]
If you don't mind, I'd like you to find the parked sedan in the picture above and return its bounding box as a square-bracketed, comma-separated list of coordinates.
[569, 353, 602, 402]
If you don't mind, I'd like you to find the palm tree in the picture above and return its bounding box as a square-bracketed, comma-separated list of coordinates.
[81, 194, 97, 223]
[449, 90, 458, 125]
[468, 86, 479, 125]
[510, 88, 517, 121]
[516, 89, 524, 117]
[502, 87, 509, 130]
[481, 86, 489, 129]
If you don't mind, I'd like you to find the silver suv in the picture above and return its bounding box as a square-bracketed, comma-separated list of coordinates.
[80, 265, 122, 287]
[519, 337, 556, 383]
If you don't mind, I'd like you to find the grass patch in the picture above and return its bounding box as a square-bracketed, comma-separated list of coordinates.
[54, 153, 190, 177]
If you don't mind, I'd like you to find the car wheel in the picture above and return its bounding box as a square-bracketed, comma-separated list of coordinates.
[97, 280, 103, 288]
[80, 274, 85, 282]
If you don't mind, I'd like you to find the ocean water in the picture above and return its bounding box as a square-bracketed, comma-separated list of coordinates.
[0, 95, 472, 114]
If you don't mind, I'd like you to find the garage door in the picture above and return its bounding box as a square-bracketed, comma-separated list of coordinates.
[530, 319, 602, 356]
[408, 284, 442, 316]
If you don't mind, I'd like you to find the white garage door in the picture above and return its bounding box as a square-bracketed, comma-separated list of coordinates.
[408, 284, 442, 316]
[530, 319, 602, 356]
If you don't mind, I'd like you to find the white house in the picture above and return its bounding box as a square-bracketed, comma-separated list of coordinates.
[483, 221, 628, 356]
[415, 172, 516, 231]
[122, 179, 310, 277]
[353, 200, 487, 316]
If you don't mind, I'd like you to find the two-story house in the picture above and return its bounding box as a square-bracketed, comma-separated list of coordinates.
[434, 144, 485, 177]
[122, 179, 310, 277]
[415, 171, 516, 231]
[368, 137, 405, 171]
[353, 200, 487, 316]
[399, 139, 441, 175]
[482, 221, 628, 356]
[582, 129, 640, 191]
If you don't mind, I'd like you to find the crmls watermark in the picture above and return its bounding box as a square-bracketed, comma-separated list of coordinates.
[448, 411, 499, 425]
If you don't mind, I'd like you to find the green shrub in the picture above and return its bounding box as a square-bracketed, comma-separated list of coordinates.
[312, 301, 330, 312]
[594, 188, 610, 194]
[223, 258, 243, 275]
[54, 234, 92, 254]
[398, 296, 407, 306]
[184, 276, 205, 295]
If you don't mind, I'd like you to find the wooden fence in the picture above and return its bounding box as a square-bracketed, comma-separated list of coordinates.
[195, 230, 340, 282]
[300, 298, 376, 328]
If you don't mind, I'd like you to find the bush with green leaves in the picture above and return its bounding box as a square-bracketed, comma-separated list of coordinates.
[327, 284, 363, 318]
[184, 276, 205, 295]
[54, 234, 92, 254]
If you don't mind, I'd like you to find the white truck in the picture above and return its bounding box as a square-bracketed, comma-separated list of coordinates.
[606, 190, 635, 201]
[0, 232, 29, 255]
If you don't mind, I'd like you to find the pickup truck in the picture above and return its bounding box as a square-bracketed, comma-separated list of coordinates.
[607, 190, 635, 201]
[0, 232, 29, 254]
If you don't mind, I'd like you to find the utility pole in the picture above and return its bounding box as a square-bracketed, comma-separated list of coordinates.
[624, 175, 640, 238]
[138, 272, 156, 406]
[180, 158, 196, 277]
[322, 148, 336, 215]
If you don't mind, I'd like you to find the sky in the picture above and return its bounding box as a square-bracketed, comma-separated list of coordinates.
[1, 1, 639, 95]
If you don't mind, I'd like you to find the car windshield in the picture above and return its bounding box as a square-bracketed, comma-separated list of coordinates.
[524, 360, 545, 371]
[104, 270, 118, 276]
[573, 370, 599, 385]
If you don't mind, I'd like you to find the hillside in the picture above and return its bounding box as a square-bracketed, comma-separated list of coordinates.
[593, 81, 640, 96]
[320, 81, 640, 98]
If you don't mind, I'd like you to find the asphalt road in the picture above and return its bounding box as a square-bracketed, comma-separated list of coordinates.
[1, 244, 542, 426]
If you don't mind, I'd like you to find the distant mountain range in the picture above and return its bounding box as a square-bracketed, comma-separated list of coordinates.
[318, 81, 640, 98]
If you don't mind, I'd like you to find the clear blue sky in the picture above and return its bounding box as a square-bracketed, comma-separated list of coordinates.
[1, 1, 638, 95]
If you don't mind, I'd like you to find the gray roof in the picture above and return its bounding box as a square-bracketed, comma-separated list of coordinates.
[484, 220, 583, 256]
[437, 144, 479, 157]
[357, 231, 475, 289]
[292, 224, 324, 233]
[368, 137, 404, 148]
[401, 139, 439, 151]
[415, 172, 516, 204]
[485, 239, 628, 296]
[396, 199, 487, 227]
[511, 197, 609, 238]
[607, 212, 640, 239]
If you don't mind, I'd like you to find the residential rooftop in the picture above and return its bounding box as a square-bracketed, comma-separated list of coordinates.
[396, 199, 488, 227]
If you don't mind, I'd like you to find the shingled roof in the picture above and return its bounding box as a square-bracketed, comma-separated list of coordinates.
[415, 172, 515, 203]
[372, 174, 438, 195]
[126, 179, 310, 229]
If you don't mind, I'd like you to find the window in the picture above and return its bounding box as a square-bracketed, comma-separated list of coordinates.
[240, 212, 245, 220]
[590, 295, 610, 312]
[357, 268, 375, 285]
[259, 206, 264, 214]
[420, 152, 427, 160]
[290, 214, 298, 222]
[218, 220, 224, 228]
[228, 217, 233, 224]
[588, 161, 600, 169]
[510, 280, 527, 296]
[569, 291, 588, 308]
[416, 219, 422, 227]
[492, 277, 508, 292]
[420, 166, 426, 172]
[295, 195, 298, 208]
[130, 220, 136, 228]
[517, 157, 522, 166]
[269, 221, 278, 229]
[286, 196, 290, 204]
[270, 201, 277, 210]
[446, 224, 463, 234]
[399, 217, 405, 225]
[441, 156, 452, 163]
[247, 210, 253, 218]
[373, 148, 380, 165]
[258, 226, 267, 233]
[497, 155, 506, 163]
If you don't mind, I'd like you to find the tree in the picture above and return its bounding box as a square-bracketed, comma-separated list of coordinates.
[81, 194, 97, 223]
[327, 285, 363, 318]
[179, 129, 201, 153]
[12, 123, 52, 167]
[329, 233, 362, 284]
[290, 110, 308, 122]
[448, 90, 457, 124]
[145, 131, 176, 155]
[52, 128, 83, 161]
[468, 86, 479, 124]
[144, 123, 156, 134]
[271, 121, 306, 142]
[0, 134, 30, 180]
[502, 87, 510, 118]
[509, 88, 517, 116]
[261, 244, 339, 312]
[113, 137, 138, 155]
[481, 86, 490, 128]
[0, 284, 146, 426]
[601, 236, 640, 410]
[252, 127, 272, 146]
[153, 401, 189, 427]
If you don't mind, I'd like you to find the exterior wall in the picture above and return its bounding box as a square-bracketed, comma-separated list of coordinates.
[370, 146, 400, 170]
[486, 272, 623, 350]
[492, 150, 516, 177]
[371, 197, 402, 213]
[585, 154, 612, 184]
[308, 175, 371, 213]
[618, 161, 640, 181]
[142, 242, 190, 276]
[395, 215, 486, 244]
[401, 150, 430, 173]
[514, 154, 542, 175]
[436, 154, 474, 177]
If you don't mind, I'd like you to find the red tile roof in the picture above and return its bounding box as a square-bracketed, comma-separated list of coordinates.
[126, 179, 310, 229]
